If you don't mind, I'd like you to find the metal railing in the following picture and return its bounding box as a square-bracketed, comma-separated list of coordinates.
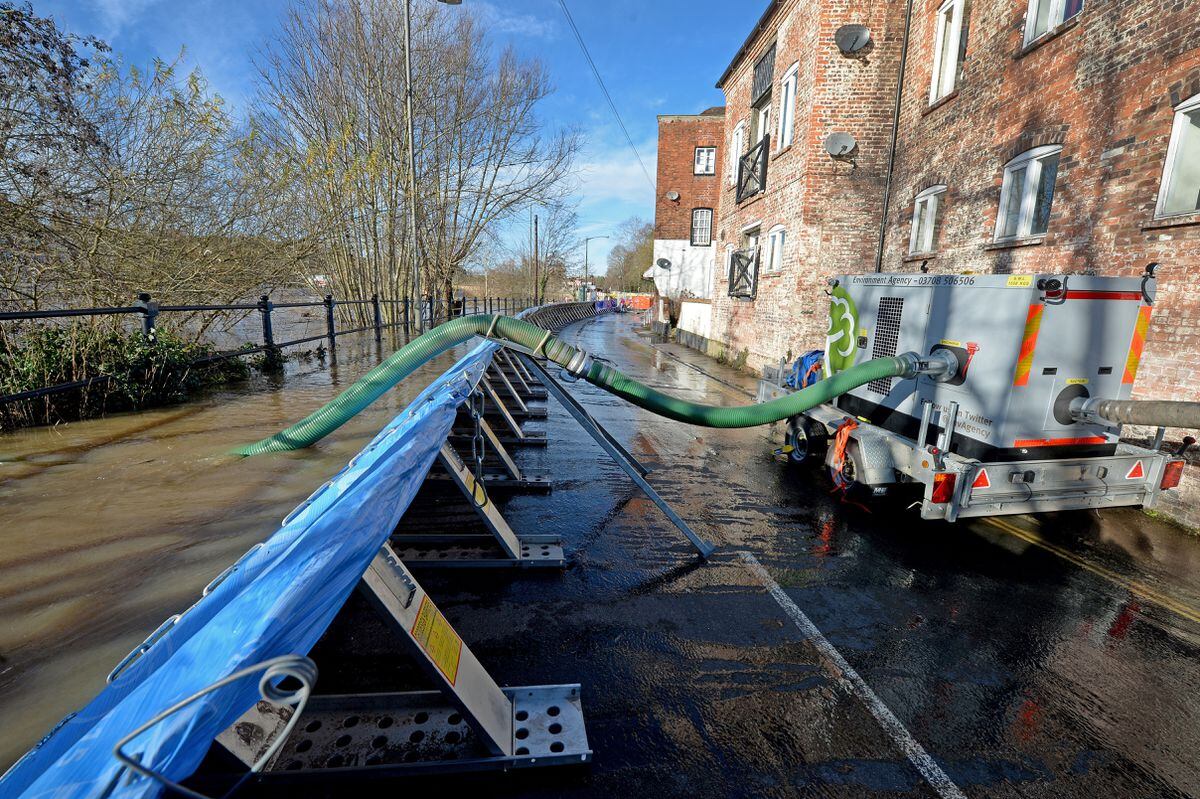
[0, 293, 537, 406]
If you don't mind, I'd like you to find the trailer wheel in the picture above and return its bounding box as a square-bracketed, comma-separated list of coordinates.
[786, 417, 828, 464]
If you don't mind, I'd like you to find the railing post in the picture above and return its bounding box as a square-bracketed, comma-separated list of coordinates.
[136, 292, 159, 344]
[473, 296, 478, 316]
[403, 298, 411, 335]
[372, 293, 383, 343]
[324, 294, 337, 353]
[259, 294, 282, 370]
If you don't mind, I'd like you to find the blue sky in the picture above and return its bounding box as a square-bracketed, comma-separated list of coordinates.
[36, 0, 759, 268]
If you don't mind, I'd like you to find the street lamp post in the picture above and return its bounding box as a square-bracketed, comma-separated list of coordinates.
[582, 235, 608, 301]
[406, 0, 461, 333]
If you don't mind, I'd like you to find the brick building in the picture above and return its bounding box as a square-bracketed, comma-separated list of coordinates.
[875, 0, 1200, 523]
[653, 0, 1200, 523]
[647, 108, 725, 333]
[880, 0, 1200, 409]
[703, 0, 909, 368]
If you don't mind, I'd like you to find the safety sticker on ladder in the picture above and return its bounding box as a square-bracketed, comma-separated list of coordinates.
[971, 468, 990, 489]
[1125, 460, 1146, 480]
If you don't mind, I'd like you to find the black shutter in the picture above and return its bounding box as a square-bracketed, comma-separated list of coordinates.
[751, 44, 776, 104]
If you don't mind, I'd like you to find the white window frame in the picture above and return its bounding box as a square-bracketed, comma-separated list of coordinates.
[729, 122, 746, 186]
[1155, 93, 1200, 219]
[764, 224, 786, 273]
[908, 185, 947, 254]
[694, 146, 717, 175]
[929, 0, 966, 105]
[994, 145, 1062, 242]
[1023, 0, 1084, 45]
[777, 63, 798, 149]
[690, 208, 713, 247]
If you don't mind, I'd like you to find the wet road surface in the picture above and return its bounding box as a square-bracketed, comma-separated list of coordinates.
[7, 313, 1200, 797]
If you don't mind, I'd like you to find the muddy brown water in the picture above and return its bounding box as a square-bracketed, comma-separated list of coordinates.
[0, 333, 462, 770]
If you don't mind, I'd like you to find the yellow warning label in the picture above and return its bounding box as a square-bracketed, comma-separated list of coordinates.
[939, 338, 962, 347]
[1066, 377, 1089, 385]
[1007, 275, 1034, 288]
[410, 595, 463, 685]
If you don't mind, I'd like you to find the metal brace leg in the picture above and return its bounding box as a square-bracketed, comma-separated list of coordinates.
[481, 377, 524, 440]
[215, 545, 588, 778]
[488, 363, 530, 414]
[479, 414, 523, 480]
[518, 355, 715, 559]
[498, 350, 540, 398]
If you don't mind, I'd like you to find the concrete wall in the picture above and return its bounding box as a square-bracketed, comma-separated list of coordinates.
[677, 299, 713, 340]
[648, 239, 715, 300]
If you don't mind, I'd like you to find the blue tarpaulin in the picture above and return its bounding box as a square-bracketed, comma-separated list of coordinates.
[2, 341, 499, 798]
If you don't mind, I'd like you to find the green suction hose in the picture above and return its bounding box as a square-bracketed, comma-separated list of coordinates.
[235, 313, 914, 456]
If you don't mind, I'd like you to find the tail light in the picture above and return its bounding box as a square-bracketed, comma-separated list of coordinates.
[931, 472, 957, 504]
[1161, 460, 1185, 490]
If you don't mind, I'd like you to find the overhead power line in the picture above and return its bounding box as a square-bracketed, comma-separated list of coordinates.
[556, 0, 656, 192]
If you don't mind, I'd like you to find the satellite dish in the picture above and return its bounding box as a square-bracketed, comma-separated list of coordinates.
[834, 24, 871, 55]
[665, 190, 680, 201]
[656, 258, 672, 269]
[824, 132, 858, 158]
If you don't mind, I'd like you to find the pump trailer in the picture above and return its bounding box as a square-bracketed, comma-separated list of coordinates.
[759, 271, 1192, 521]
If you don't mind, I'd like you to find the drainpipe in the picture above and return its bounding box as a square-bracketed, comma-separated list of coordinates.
[874, 0, 916, 273]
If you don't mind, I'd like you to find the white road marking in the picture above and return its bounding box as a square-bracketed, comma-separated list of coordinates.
[738, 550, 968, 799]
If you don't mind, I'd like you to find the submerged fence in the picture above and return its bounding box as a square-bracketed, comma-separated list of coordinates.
[0, 293, 537, 407]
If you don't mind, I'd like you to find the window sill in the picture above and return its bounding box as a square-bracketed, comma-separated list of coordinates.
[984, 236, 1046, 251]
[1142, 212, 1200, 231]
[903, 252, 937, 263]
[692, 172, 717, 178]
[737, 193, 765, 209]
[1014, 15, 1081, 59]
[923, 90, 959, 116]
[771, 143, 793, 161]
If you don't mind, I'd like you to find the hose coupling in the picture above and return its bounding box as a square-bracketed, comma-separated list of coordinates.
[1069, 396, 1103, 424]
[563, 349, 594, 378]
[900, 349, 959, 382]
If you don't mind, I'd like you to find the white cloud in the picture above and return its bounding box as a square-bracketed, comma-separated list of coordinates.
[91, 0, 163, 40]
[576, 132, 657, 211]
[472, 1, 558, 39]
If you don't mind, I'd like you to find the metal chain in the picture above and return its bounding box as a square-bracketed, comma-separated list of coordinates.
[468, 389, 489, 508]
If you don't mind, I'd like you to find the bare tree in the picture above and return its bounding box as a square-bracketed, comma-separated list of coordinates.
[255, 0, 579, 322]
[604, 217, 653, 293]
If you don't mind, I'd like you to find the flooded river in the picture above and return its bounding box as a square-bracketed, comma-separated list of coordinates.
[0, 332, 466, 770]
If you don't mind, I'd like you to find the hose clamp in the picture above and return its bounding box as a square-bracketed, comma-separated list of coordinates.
[563, 350, 594, 377]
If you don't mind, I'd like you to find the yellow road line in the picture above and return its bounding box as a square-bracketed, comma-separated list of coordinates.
[981, 516, 1200, 627]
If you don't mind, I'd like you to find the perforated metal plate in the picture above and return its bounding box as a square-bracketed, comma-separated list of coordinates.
[241, 685, 589, 776]
[392, 537, 566, 568]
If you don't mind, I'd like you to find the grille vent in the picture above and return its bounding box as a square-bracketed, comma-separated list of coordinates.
[868, 297, 904, 394]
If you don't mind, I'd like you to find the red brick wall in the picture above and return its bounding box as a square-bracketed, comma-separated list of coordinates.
[654, 112, 726, 242]
[709, 0, 908, 369]
[881, 0, 1200, 410]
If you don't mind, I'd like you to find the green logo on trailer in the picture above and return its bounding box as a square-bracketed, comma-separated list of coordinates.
[825, 285, 858, 375]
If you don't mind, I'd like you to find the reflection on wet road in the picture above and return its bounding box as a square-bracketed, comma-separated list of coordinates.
[6, 314, 1200, 798]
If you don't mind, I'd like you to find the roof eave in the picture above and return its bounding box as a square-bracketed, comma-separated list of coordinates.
[715, 0, 781, 90]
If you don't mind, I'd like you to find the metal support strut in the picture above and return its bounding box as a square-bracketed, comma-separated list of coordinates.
[518, 354, 716, 559]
